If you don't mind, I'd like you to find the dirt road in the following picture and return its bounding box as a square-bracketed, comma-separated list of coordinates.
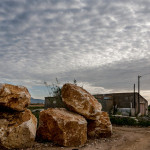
[24, 126, 150, 150]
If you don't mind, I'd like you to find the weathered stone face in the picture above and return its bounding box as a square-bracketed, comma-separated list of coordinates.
[0, 109, 37, 150]
[0, 83, 31, 111]
[61, 83, 102, 120]
[87, 111, 112, 138]
[37, 108, 87, 147]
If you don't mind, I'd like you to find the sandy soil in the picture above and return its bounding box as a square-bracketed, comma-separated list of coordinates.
[24, 126, 150, 150]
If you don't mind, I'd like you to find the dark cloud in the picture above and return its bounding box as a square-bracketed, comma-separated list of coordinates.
[0, 0, 150, 102]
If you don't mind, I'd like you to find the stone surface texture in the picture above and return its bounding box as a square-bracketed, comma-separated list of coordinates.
[0, 109, 37, 149]
[37, 108, 87, 147]
[0, 83, 31, 111]
[87, 111, 112, 138]
[61, 83, 102, 120]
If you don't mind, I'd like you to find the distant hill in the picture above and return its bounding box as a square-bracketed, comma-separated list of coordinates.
[31, 97, 44, 104]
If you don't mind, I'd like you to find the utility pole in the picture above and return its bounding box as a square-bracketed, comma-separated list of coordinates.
[138, 75, 141, 114]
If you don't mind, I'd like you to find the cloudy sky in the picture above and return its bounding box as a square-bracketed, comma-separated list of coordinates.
[0, 0, 150, 103]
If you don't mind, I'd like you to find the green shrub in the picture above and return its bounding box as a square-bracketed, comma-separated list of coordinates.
[110, 116, 150, 127]
[138, 120, 150, 127]
[110, 116, 137, 126]
[32, 110, 40, 127]
[137, 117, 150, 127]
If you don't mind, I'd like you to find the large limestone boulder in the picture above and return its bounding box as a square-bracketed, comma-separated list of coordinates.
[0, 83, 31, 111]
[61, 83, 102, 120]
[87, 112, 112, 138]
[36, 108, 87, 147]
[0, 109, 37, 149]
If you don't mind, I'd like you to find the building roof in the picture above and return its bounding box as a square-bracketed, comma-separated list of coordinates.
[93, 92, 148, 103]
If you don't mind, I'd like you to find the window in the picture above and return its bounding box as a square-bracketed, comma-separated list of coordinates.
[104, 96, 110, 100]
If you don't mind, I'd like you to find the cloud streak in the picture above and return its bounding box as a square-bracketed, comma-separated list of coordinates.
[0, 0, 150, 102]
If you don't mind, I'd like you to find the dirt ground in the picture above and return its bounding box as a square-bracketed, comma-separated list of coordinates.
[24, 126, 150, 150]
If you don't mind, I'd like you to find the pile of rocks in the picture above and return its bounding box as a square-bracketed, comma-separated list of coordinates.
[37, 83, 112, 147]
[0, 84, 37, 149]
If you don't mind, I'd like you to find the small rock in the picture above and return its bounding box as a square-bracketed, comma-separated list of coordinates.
[87, 112, 112, 138]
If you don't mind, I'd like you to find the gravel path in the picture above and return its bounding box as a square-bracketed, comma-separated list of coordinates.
[23, 126, 150, 150]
